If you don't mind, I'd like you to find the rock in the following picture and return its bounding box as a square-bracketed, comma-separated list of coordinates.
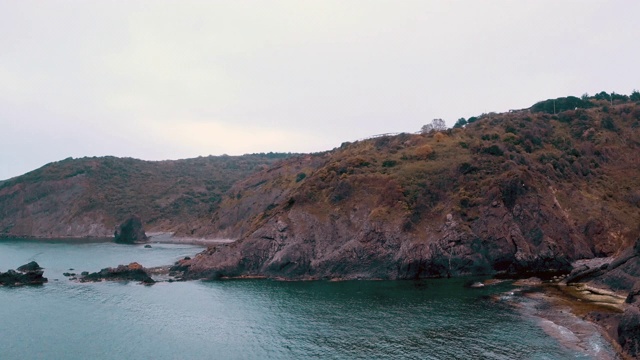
[17, 261, 43, 272]
[114, 215, 148, 244]
[617, 306, 640, 358]
[564, 265, 604, 284]
[80, 262, 155, 284]
[0, 262, 47, 286]
[626, 281, 640, 304]
[144, 244, 152, 248]
[513, 277, 542, 287]
[574, 242, 640, 359]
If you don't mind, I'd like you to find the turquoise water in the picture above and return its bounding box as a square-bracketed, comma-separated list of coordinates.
[0, 239, 600, 359]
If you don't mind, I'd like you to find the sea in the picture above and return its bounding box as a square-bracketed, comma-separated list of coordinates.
[0, 238, 616, 359]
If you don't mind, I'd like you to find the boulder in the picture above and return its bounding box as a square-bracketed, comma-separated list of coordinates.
[17, 261, 43, 272]
[0, 261, 47, 286]
[114, 215, 148, 244]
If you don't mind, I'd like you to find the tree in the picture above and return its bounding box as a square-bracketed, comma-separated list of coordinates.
[594, 91, 611, 101]
[432, 118, 446, 131]
[453, 118, 467, 128]
[421, 118, 446, 133]
[630, 90, 640, 101]
[611, 92, 629, 103]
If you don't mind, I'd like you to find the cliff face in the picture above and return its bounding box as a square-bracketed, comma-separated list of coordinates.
[0, 154, 292, 238]
[184, 101, 640, 280]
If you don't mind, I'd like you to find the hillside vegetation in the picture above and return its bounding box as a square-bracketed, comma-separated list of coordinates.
[0, 153, 292, 238]
[184, 94, 640, 280]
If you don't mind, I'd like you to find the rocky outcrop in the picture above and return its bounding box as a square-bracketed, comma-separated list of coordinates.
[567, 238, 640, 359]
[80, 262, 155, 284]
[181, 179, 591, 281]
[114, 215, 148, 244]
[0, 261, 47, 286]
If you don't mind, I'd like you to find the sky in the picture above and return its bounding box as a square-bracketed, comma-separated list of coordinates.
[1, 1, 638, 180]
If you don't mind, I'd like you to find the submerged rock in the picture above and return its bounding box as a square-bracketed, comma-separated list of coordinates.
[80, 262, 155, 284]
[114, 215, 148, 244]
[0, 261, 47, 286]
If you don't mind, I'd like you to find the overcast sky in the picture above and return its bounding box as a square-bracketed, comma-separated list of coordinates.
[1, 1, 638, 180]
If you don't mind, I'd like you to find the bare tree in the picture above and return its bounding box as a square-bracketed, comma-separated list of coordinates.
[421, 118, 446, 133]
[432, 118, 446, 131]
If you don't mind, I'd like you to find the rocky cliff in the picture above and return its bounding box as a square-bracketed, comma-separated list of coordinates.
[182, 99, 640, 280]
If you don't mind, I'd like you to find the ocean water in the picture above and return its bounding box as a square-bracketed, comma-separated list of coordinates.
[0, 238, 605, 359]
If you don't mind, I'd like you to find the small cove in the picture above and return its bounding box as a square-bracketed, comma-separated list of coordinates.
[0, 238, 615, 359]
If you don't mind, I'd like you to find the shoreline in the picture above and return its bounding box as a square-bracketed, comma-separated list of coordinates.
[508, 281, 627, 360]
[146, 232, 236, 247]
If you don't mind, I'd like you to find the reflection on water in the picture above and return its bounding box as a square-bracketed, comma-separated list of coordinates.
[0, 238, 600, 359]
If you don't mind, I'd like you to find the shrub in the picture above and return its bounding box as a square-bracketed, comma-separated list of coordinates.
[458, 162, 478, 174]
[453, 118, 467, 128]
[415, 145, 434, 159]
[482, 145, 504, 156]
[601, 117, 617, 131]
[330, 181, 352, 203]
[530, 96, 594, 114]
[501, 176, 526, 209]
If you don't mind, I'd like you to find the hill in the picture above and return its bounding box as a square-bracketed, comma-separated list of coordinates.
[0, 153, 293, 238]
[182, 96, 640, 280]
